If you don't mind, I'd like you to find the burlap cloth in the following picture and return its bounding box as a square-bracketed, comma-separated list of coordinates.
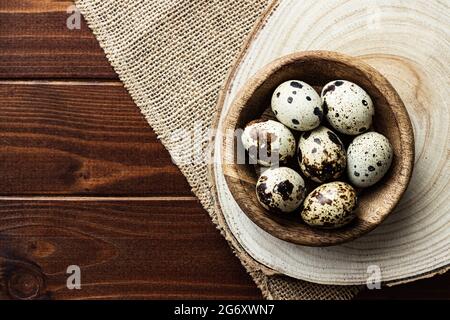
[75, 0, 362, 299]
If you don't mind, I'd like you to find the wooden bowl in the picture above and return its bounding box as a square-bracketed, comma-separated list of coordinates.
[222, 51, 414, 246]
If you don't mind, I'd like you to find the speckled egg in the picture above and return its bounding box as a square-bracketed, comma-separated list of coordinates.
[347, 132, 393, 188]
[321, 80, 375, 135]
[271, 80, 323, 131]
[241, 119, 296, 166]
[256, 167, 306, 213]
[301, 182, 357, 229]
[298, 126, 347, 183]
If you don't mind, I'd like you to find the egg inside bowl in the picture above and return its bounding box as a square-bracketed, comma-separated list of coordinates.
[221, 51, 414, 246]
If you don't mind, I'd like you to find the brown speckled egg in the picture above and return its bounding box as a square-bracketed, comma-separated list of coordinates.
[241, 119, 296, 166]
[321, 80, 375, 135]
[298, 126, 347, 183]
[256, 167, 306, 213]
[301, 182, 357, 229]
[347, 132, 393, 188]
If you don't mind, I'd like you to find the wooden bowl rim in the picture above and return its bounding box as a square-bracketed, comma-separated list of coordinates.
[221, 50, 414, 246]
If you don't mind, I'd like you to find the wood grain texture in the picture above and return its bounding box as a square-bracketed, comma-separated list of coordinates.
[0, 0, 446, 300]
[0, 0, 116, 79]
[0, 200, 261, 300]
[222, 51, 414, 246]
[0, 83, 192, 196]
[213, 0, 449, 285]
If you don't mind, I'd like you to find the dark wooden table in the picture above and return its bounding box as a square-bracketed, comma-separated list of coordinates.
[0, 0, 447, 300]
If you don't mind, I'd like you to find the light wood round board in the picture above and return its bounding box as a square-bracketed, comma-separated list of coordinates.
[212, 0, 449, 285]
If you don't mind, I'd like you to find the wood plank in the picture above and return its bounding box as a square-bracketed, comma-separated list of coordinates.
[0, 0, 116, 79]
[0, 83, 192, 196]
[0, 200, 261, 300]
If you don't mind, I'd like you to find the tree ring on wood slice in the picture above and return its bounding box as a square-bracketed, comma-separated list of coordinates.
[210, 0, 449, 285]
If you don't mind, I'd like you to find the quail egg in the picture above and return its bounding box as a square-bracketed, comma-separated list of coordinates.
[271, 80, 323, 131]
[321, 80, 375, 135]
[241, 119, 296, 166]
[301, 182, 357, 229]
[347, 132, 393, 188]
[256, 167, 306, 213]
[298, 126, 347, 183]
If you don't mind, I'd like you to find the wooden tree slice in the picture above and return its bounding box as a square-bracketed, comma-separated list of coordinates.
[212, 0, 449, 285]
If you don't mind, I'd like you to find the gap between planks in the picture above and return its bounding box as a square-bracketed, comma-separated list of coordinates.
[0, 196, 198, 202]
[0, 79, 123, 86]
